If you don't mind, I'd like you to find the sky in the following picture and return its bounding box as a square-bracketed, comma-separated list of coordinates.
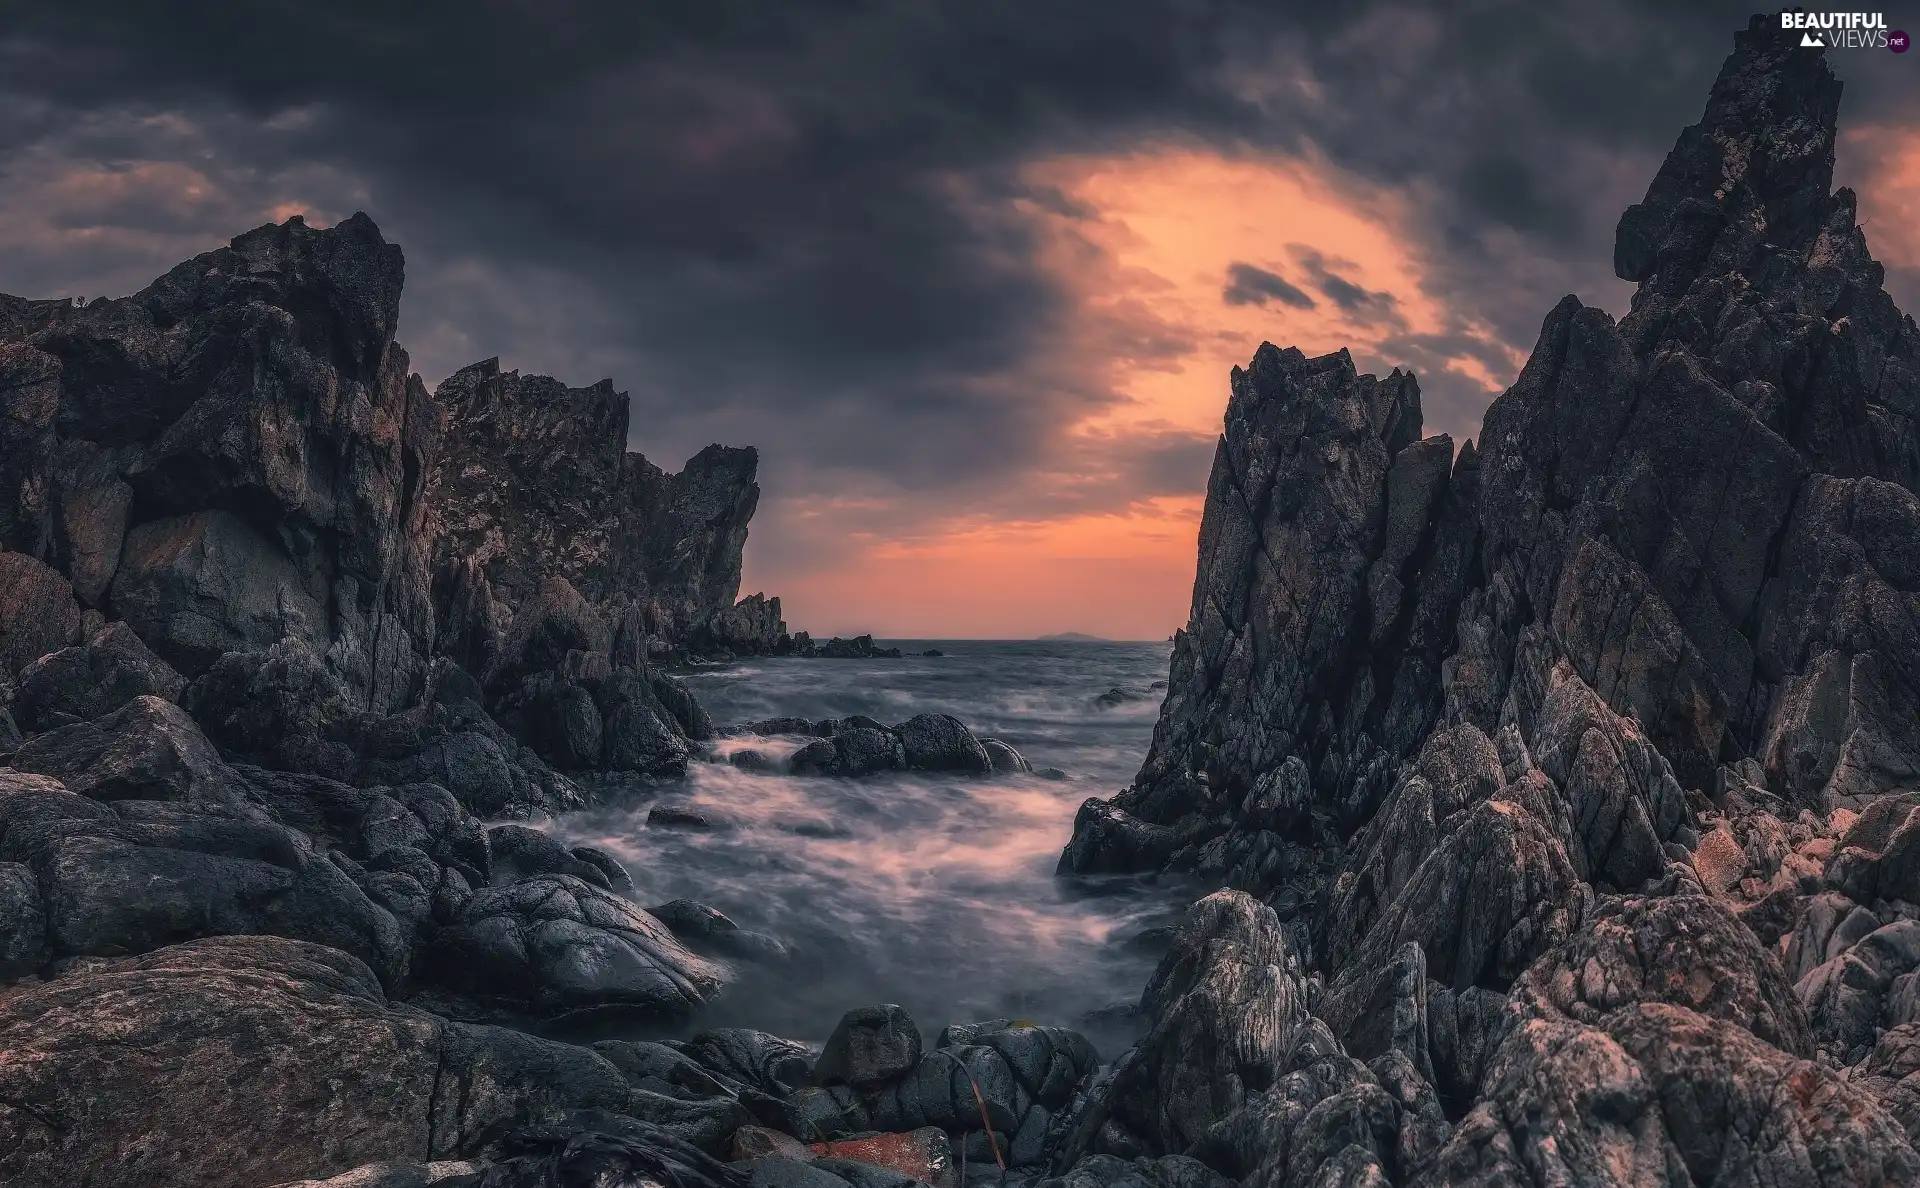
[2, 3, 1918, 640]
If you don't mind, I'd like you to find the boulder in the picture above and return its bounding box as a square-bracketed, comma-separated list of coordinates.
[0, 551, 82, 676]
[812, 1004, 923, 1091]
[11, 620, 186, 732]
[894, 714, 991, 774]
[421, 874, 729, 1023]
[979, 738, 1032, 775]
[487, 824, 612, 890]
[1057, 800, 1176, 875]
[11, 694, 237, 807]
[0, 936, 638, 1188]
[680, 1029, 817, 1100]
[182, 638, 361, 781]
[649, 899, 790, 963]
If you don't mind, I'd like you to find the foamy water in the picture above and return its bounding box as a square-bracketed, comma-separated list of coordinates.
[547, 639, 1188, 1053]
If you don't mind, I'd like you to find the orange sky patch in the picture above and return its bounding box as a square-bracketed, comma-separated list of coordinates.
[750, 146, 1506, 639]
[1021, 146, 1509, 438]
[762, 495, 1206, 640]
[1845, 125, 1920, 278]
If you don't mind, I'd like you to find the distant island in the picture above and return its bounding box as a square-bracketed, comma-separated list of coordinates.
[1038, 631, 1109, 642]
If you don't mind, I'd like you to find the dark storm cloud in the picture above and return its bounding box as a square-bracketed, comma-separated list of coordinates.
[1223, 262, 1317, 309]
[2, 0, 1916, 580]
[1289, 245, 1400, 323]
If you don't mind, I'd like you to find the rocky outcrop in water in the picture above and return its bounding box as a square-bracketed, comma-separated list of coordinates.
[426, 358, 771, 674]
[1057, 17, 1920, 1186]
[734, 713, 1029, 778]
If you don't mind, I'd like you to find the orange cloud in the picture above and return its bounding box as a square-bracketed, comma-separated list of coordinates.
[1019, 146, 1519, 438]
[748, 145, 1509, 639]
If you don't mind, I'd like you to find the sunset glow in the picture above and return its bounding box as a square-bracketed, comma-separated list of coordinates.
[747, 147, 1519, 639]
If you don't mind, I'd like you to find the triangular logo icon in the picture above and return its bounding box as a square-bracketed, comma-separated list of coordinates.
[1801, 31, 1824, 46]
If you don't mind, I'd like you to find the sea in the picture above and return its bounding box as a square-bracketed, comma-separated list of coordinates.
[548, 638, 1190, 1057]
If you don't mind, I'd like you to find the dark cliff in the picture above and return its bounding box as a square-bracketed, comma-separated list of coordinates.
[1056, 17, 1920, 1184]
[426, 358, 768, 679]
[0, 211, 778, 810]
[0, 214, 774, 699]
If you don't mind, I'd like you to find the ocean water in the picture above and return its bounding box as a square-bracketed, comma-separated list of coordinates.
[548, 639, 1189, 1055]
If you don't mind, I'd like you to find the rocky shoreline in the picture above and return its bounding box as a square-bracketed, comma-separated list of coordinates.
[3, 15, 1919, 1188]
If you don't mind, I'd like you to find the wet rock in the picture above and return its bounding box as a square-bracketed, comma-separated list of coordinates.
[651, 803, 713, 828]
[1057, 800, 1176, 875]
[979, 738, 1032, 775]
[834, 727, 906, 776]
[11, 620, 185, 733]
[0, 935, 637, 1188]
[729, 748, 774, 773]
[649, 899, 790, 964]
[894, 713, 992, 774]
[736, 1156, 853, 1188]
[789, 727, 910, 779]
[569, 845, 635, 896]
[680, 1029, 817, 1100]
[813, 1004, 924, 1091]
[735, 1126, 813, 1162]
[788, 740, 842, 777]
[421, 874, 729, 1023]
[487, 824, 611, 890]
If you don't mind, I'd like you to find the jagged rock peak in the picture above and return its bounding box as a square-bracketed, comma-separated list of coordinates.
[426, 353, 766, 674]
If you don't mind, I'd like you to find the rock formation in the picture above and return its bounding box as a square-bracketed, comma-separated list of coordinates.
[5, 14, 1917, 1188]
[1057, 17, 1920, 1186]
[0, 206, 798, 813]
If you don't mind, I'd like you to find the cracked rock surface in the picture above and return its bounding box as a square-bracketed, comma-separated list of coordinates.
[1055, 18, 1920, 1188]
